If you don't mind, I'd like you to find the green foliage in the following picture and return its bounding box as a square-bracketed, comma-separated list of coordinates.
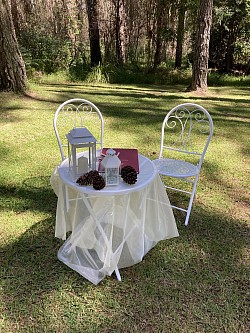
[211, 0, 250, 71]
[208, 72, 250, 86]
[35, 71, 69, 84]
[28, 64, 250, 88]
[107, 65, 156, 84]
[69, 63, 192, 85]
[85, 65, 109, 84]
[20, 31, 71, 74]
[68, 61, 90, 81]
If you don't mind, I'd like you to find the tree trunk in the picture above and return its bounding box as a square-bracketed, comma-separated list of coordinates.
[190, 0, 213, 92]
[175, 2, 186, 69]
[153, 32, 163, 69]
[10, 0, 20, 37]
[153, 1, 165, 70]
[0, 0, 27, 92]
[225, 21, 236, 72]
[115, 0, 126, 65]
[85, 0, 102, 66]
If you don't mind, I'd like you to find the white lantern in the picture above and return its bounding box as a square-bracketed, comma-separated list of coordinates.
[66, 127, 97, 177]
[101, 148, 121, 186]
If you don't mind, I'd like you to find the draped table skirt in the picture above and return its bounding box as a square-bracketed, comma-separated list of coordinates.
[51, 154, 179, 285]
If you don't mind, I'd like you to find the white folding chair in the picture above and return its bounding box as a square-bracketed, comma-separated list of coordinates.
[53, 99, 122, 281]
[153, 103, 214, 226]
[53, 98, 104, 161]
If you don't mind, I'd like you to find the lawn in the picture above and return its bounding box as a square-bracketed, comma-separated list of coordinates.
[0, 80, 249, 333]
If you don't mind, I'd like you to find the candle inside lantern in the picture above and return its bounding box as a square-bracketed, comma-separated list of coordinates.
[78, 156, 88, 173]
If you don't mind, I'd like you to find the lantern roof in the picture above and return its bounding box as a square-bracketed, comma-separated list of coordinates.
[66, 127, 97, 145]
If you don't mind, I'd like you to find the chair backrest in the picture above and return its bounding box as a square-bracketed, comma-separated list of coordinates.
[159, 103, 214, 169]
[53, 98, 104, 161]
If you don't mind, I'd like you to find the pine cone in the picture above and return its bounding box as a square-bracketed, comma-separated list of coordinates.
[93, 175, 106, 190]
[76, 173, 92, 186]
[76, 170, 100, 186]
[121, 166, 137, 185]
[88, 170, 100, 182]
[121, 165, 135, 178]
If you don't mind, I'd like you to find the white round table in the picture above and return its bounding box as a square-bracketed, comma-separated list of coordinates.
[51, 154, 179, 285]
[57, 154, 157, 196]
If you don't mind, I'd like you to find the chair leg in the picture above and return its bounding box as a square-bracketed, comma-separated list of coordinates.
[184, 203, 192, 226]
[184, 178, 199, 226]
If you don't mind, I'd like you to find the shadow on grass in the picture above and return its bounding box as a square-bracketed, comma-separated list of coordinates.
[2, 84, 249, 147]
[26, 84, 249, 139]
[0, 202, 248, 332]
[26, 83, 250, 111]
[0, 177, 56, 214]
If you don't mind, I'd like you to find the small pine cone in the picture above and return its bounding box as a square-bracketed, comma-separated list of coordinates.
[121, 165, 135, 178]
[121, 166, 137, 185]
[76, 173, 92, 186]
[122, 171, 137, 184]
[93, 175, 106, 190]
[88, 170, 100, 183]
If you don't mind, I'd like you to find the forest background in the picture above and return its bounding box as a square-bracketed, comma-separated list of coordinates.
[7, 0, 250, 86]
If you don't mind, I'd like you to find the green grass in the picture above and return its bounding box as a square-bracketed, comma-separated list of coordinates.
[0, 81, 249, 332]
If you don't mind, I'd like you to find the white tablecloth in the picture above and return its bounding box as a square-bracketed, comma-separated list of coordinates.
[51, 154, 179, 284]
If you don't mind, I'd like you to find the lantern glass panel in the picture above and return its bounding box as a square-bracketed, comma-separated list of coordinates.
[66, 128, 97, 177]
[106, 167, 119, 185]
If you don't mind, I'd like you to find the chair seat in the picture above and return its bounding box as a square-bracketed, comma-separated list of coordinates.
[153, 158, 199, 178]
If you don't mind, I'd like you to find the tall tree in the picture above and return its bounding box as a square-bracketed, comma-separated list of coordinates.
[114, 0, 126, 65]
[224, 0, 249, 72]
[190, 0, 213, 91]
[85, 0, 102, 66]
[0, 0, 27, 92]
[153, 0, 166, 69]
[175, 0, 187, 68]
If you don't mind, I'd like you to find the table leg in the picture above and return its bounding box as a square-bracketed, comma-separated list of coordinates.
[115, 267, 121, 281]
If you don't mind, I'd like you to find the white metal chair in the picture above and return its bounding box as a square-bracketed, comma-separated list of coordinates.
[53, 99, 123, 281]
[153, 103, 214, 226]
[53, 98, 104, 161]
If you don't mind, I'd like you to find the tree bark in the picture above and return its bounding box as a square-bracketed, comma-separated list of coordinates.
[115, 0, 126, 65]
[0, 0, 27, 92]
[153, 0, 165, 70]
[175, 1, 186, 69]
[85, 0, 102, 66]
[190, 0, 213, 92]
